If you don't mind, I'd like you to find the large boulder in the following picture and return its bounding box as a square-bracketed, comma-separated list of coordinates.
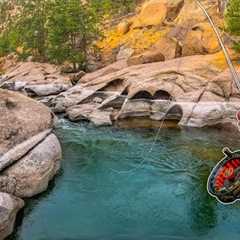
[182, 23, 220, 56]
[0, 134, 62, 198]
[0, 90, 62, 237]
[150, 37, 182, 60]
[0, 192, 24, 240]
[132, 0, 184, 28]
[132, 0, 168, 28]
[0, 90, 61, 197]
[0, 89, 54, 154]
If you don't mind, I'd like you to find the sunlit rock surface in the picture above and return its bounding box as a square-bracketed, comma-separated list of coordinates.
[97, 0, 223, 66]
[50, 54, 240, 129]
[1, 62, 72, 97]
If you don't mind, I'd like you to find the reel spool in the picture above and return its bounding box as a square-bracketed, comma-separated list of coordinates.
[207, 148, 240, 204]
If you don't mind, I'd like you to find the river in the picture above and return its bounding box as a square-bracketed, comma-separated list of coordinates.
[9, 119, 240, 240]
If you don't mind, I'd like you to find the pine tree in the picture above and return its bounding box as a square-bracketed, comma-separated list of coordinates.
[47, 0, 98, 71]
[0, 0, 136, 66]
[15, 0, 51, 60]
[225, 0, 240, 51]
[225, 0, 240, 35]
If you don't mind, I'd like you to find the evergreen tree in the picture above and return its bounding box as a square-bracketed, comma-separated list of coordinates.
[47, 0, 98, 70]
[15, 0, 51, 59]
[225, 0, 240, 35]
[0, 0, 137, 67]
[225, 0, 240, 51]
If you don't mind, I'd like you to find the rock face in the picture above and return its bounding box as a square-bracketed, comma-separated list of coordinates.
[0, 89, 61, 238]
[1, 62, 72, 97]
[50, 53, 240, 129]
[0, 193, 24, 240]
[97, 0, 223, 66]
[0, 89, 53, 154]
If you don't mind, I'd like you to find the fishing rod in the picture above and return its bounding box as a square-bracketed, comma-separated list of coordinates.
[196, 0, 240, 204]
[195, 0, 240, 91]
[111, 0, 240, 178]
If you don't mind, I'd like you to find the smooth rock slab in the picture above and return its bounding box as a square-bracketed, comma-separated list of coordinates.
[0, 134, 62, 198]
[0, 192, 24, 240]
[67, 104, 112, 127]
[24, 83, 70, 97]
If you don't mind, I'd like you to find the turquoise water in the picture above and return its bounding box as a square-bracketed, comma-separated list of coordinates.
[10, 120, 240, 240]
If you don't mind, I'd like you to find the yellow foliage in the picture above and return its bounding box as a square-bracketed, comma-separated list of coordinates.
[197, 23, 219, 53]
[211, 52, 228, 69]
[210, 51, 240, 70]
[96, 26, 168, 55]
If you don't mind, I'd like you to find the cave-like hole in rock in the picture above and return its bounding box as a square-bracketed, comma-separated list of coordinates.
[121, 87, 129, 96]
[165, 105, 183, 122]
[153, 90, 173, 100]
[131, 91, 152, 100]
[83, 79, 126, 104]
[100, 78, 124, 93]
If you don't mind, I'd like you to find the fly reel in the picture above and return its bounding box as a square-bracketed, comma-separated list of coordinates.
[207, 148, 240, 204]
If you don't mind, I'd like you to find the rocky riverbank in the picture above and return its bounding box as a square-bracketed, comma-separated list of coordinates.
[0, 0, 239, 131]
[1, 54, 240, 131]
[0, 89, 62, 239]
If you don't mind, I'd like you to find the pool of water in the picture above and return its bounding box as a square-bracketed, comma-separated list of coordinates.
[10, 120, 240, 240]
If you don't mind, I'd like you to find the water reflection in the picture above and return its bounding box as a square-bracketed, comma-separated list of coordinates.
[189, 167, 217, 234]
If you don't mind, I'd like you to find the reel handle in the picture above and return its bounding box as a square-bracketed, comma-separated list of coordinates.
[223, 147, 233, 158]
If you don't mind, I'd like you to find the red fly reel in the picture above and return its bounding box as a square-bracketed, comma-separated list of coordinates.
[207, 148, 240, 204]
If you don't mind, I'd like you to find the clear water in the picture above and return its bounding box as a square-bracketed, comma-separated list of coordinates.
[10, 120, 240, 240]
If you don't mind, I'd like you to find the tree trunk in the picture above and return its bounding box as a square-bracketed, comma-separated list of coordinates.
[218, 0, 228, 16]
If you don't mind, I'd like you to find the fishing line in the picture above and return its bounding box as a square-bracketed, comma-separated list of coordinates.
[61, 0, 240, 179]
[108, 101, 177, 175]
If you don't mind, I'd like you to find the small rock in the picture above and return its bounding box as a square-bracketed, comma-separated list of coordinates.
[117, 46, 134, 61]
[69, 71, 86, 85]
[128, 50, 165, 65]
[93, 97, 103, 104]
[117, 21, 131, 35]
